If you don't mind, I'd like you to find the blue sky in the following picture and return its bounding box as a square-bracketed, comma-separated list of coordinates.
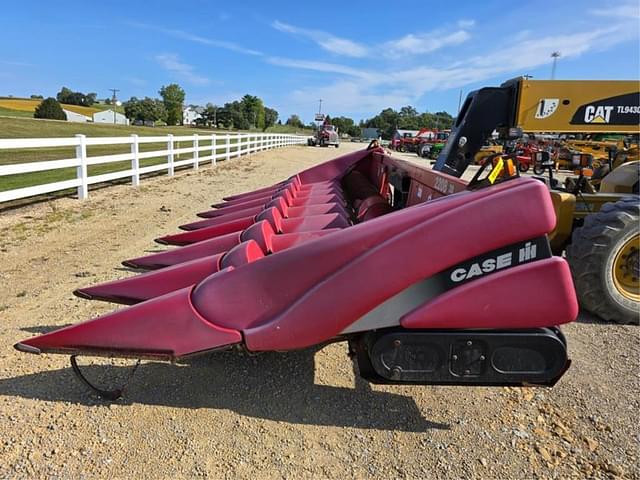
[1, 0, 638, 123]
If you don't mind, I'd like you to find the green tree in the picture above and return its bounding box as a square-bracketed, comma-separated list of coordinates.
[124, 97, 166, 123]
[159, 83, 185, 125]
[56, 86, 93, 106]
[264, 107, 278, 130]
[362, 106, 453, 139]
[285, 114, 304, 129]
[363, 108, 400, 139]
[331, 116, 360, 137]
[56, 87, 73, 103]
[199, 103, 219, 127]
[34, 98, 66, 120]
[239, 95, 265, 129]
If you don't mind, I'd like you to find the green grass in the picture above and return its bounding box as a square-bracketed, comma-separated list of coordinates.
[0, 117, 287, 193]
[264, 124, 314, 134]
[0, 107, 35, 118]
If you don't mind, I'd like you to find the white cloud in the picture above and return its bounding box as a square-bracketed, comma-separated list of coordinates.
[271, 20, 368, 57]
[457, 19, 476, 28]
[266, 57, 376, 79]
[383, 30, 471, 57]
[155, 54, 210, 85]
[273, 21, 637, 118]
[0, 60, 34, 67]
[290, 81, 414, 117]
[126, 21, 262, 56]
[590, 2, 640, 18]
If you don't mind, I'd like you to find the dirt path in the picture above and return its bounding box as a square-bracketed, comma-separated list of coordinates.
[0, 144, 638, 479]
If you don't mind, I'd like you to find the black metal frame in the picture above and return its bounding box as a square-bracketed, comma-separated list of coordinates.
[434, 78, 521, 177]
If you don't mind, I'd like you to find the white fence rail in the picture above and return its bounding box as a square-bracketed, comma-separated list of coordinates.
[0, 133, 307, 203]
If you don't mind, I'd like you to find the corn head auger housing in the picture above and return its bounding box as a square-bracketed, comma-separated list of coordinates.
[17, 77, 638, 399]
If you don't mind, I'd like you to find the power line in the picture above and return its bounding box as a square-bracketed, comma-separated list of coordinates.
[109, 89, 120, 124]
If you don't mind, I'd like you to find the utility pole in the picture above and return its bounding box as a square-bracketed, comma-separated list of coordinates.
[109, 88, 120, 124]
[550, 52, 561, 80]
[318, 99, 322, 115]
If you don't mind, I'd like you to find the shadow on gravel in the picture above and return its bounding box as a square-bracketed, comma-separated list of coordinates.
[0, 348, 448, 432]
[574, 310, 637, 326]
[20, 324, 73, 334]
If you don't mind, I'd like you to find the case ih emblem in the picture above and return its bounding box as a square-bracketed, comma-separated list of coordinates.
[449, 241, 540, 283]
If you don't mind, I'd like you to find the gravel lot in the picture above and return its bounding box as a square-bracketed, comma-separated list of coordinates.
[0, 143, 638, 479]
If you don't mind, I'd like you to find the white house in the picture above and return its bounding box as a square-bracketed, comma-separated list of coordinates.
[93, 109, 129, 125]
[183, 106, 203, 125]
[63, 109, 90, 123]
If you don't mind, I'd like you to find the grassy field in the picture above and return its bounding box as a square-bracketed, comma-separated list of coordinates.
[0, 117, 309, 193]
[0, 107, 34, 119]
[0, 98, 105, 117]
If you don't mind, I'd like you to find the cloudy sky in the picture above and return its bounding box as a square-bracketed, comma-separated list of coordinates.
[1, 0, 638, 122]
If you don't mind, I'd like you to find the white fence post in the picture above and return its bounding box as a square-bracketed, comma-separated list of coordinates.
[211, 134, 217, 166]
[131, 134, 140, 186]
[226, 133, 231, 161]
[193, 134, 199, 170]
[167, 134, 175, 176]
[75, 134, 88, 200]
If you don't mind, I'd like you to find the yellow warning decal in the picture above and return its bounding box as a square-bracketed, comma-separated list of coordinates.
[488, 159, 504, 184]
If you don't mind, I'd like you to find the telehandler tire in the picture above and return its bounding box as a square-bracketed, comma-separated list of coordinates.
[567, 197, 640, 324]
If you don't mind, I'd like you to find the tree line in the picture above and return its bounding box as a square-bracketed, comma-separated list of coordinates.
[359, 107, 454, 139]
[284, 107, 454, 139]
[31, 83, 455, 136]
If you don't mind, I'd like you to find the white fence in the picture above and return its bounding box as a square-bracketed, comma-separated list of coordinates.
[0, 132, 307, 203]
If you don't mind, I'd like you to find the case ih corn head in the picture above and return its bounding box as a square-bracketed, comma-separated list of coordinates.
[16, 77, 639, 399]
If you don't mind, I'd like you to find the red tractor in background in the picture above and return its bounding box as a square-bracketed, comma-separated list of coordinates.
[416, 129, 450, 159]
[390, 131, 419, 152]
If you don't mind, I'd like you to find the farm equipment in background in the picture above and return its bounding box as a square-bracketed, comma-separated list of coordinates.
[566, 135, 639, 167]
[390, 130, 418, 152]
[308, 120, 340, 148]
[416, 130, 450, 159]
[15, 77, 638, 398]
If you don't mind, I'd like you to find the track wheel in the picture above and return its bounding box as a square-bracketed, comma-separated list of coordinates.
[518, 162, 530, 173]
[567, 197, 640, 323]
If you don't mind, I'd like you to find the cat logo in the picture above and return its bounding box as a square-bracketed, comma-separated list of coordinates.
[535, 98, 559, 119]
[584, 105, 614, 123]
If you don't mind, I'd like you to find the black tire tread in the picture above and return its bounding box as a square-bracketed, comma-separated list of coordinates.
[566, 196, 640, 324]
